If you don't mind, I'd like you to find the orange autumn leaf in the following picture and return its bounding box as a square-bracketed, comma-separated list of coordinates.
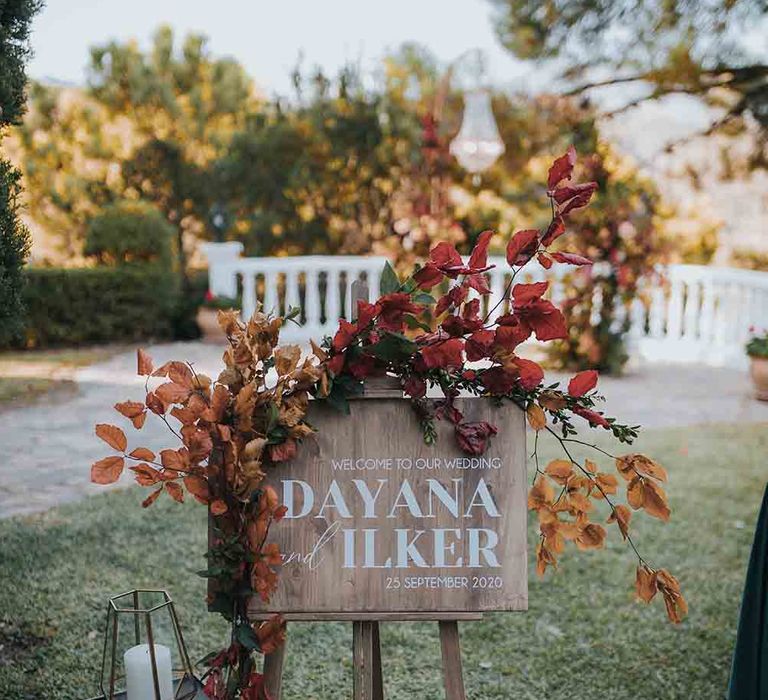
[607, 504, 632, 540]
[165, 481, 185, 503]
[257, 614, 286, 654]
[616, 454, 668, 482]
[91, 456, 125, 484]
[261, 542, 283, 566]
[210, 499, 228, 516]
[160, 448, 189, 471]
[636, 565, 658, 603]
[536, 538, 557, 576]
[576, 522, 606, 550]
[591, 472, 619, 498]
[628, 477, 670, 521]
[184, 475, 210, 504]
[528, 476, 554, 509]
[656, 569, 688, 623]
[129, 447, 156, 462]
[95, 424, 127, 452]
[115, 401, 147, 429]
[142, 486, 163, 508]
[171, 406, 197, 426]
[168, 361, 194, 388]
[545, 459, 572, 484]
[137, 348, 153, 376]
[130, 463, 161, 486]
[526, 404, 547, 431]
[155, 381, 191, 406]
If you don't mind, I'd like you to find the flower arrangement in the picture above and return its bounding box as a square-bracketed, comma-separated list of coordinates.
[92, 148, 685, 699]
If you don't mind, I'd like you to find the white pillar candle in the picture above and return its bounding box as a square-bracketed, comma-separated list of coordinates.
[124, 643, 174, 700]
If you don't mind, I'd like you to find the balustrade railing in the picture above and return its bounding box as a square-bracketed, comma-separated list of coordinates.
[202, 244, 768, 368]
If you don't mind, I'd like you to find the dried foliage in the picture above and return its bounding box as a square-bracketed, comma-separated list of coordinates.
[93, 149, 684, 699]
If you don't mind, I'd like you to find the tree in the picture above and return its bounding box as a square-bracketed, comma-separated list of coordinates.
[487, 0, 768, 167]
[0, 0, 41, 342]
[13, 25, 255, 260]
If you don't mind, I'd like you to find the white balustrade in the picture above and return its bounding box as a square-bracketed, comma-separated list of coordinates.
[200, 244, 768, 368]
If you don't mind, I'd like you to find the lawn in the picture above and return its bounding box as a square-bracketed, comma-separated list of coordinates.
[0, 346, 123, 410]
[1, 423, 765, 699]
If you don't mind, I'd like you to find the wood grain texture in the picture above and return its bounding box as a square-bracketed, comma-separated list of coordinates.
[246, 396, 527, 620]
[262, 640, 286, 700]
[439, 620, 466, 700]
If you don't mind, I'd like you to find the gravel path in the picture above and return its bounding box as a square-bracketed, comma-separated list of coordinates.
[1, 341, 766, 519]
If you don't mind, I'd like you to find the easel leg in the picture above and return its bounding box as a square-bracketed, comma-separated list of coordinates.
[439, 621, 466, 700]
[263, 638, 286, 700]
[353, 620, 381, 700]
[371, 621, 384, 700]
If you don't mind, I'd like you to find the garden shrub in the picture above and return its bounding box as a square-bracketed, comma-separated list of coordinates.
[13, 266, 179, 348]
[83, 201, 174, 266]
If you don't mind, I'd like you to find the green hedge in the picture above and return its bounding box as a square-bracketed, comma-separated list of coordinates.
[15, 266, 181, 348]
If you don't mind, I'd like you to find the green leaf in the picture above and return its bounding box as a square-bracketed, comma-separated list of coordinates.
[380, 261, 400, 294]
[412, 291, 436, 305]
[235, 622, 261, 651]
[403, 313, 432, 332]
[365, 331, 418, 362]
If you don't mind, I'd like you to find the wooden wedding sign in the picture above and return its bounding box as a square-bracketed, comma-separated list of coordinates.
[248, 384, 527, 699]
[216, 283, 528, 699]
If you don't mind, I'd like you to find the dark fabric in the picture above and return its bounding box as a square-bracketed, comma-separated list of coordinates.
[728, 482, 768, 699]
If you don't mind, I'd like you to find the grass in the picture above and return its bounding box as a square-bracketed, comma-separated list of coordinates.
[0, 346, 124, 410]
[1, 423, 766, 699]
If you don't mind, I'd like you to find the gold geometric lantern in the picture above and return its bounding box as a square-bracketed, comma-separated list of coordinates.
[89, 589, 202, 700]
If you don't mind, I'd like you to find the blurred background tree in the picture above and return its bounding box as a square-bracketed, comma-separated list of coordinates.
[0, 0, 42, 344]
[487, 0, 768, 168]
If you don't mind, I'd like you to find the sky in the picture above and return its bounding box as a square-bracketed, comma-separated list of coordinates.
[27, 0, 532, 98]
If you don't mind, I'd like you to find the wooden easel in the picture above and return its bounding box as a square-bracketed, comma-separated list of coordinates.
[261, 280, 472, 698]
[261, 616, 474, 699]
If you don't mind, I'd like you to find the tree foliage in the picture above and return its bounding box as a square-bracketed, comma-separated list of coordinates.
[0, 0, 40, 342]
[488, 0, 768, 166]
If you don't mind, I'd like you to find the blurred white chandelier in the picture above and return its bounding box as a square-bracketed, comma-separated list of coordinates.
[449, 89, 505, 174]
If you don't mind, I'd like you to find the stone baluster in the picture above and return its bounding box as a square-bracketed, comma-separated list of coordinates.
[241, 271, 257, 322]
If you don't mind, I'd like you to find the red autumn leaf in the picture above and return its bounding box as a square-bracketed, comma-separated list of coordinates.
[129, 447, 156, 461]
[480, 366, 517, 394]
[512, 283, 567, 341]
[95, 424, 127, 452]
[347, 353, 378, 380]
[165, 481, 185, 503]
[552, 181, 598, 204]
[403, 375, 427, 398]
[273, 504, 288, 521]
[513, 357, 544, 390]
[550, 251, 592, 266]
[568, 370, 599, 397]
[425, 240, 493, 278]
[130, 463, 161, 486]
[420, 338, 464, 369]
[91, 456, 125, 484]
[468, 230, 493, 270]
[465, 272, 491, 295]
[137, 348, 153, 376]
[269, 439, 298, 463]
[142, 486, 163, 508]
[573, 405, 610, 428]
[327, 353, 345, 376]
[466, 329, 495, 361]
[332, 319, 357, 352]
[413, 263, 443, 290]
[547, 145, 576, 190]
[355, 300, 379, 329]
[537, 252, 553, 269]
[184, 475, 210, 504]
[436, 285, 468, 316]
[210, 499, 228, 516]
[377, 293, 420, 331]
[506, 229, 539, 266]
[494, 320, 532, 351]
[559, 183, 598, 216]
[541, 216, 565, 247]
[455, 421, 498, 455]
